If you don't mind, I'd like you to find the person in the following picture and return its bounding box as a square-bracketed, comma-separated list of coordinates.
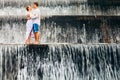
[25, 6, 34, 44]
[30, 2, 41, 44]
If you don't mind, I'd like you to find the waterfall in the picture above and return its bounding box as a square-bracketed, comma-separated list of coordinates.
[0, 0, 120, 16]
[0, 0, 120, 44]
[0, 0, 120, 80]
[0, 16, 120, 44]
[0, 44, 120, 80]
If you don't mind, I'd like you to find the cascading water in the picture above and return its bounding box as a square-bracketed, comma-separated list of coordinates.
[0, 0, 120, 43]
[0, 44, 120, 80]
[1, 16, 120, 44]
[0, 0, 120, 80]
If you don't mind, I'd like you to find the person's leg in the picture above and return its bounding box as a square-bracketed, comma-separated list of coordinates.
[26, 36, 31, 44]
[34, 32, 40, 44]
[33, 24, 40, 44]
[25, 31, 32, 44]
[38, 32, 40, 41]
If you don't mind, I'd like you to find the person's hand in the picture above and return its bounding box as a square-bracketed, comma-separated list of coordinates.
[34, 14, 36, 16]
[26, 16, 31, 20]
[27, 14, 30, 17]
[26, 14, 31, 20]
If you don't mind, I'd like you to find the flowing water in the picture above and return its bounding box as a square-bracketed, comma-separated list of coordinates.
[0, 44, 120, 80]
[0, 0, 120, 80]
[0, 0, 120, 43]
[0, 16, 120, 44]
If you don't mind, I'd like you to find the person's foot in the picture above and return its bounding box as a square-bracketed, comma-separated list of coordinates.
[34, 41, 39, 45]
[26, 38, 31, 44]
[26, 41, 30, 45]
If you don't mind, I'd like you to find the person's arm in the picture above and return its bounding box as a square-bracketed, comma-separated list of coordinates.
[26, 14, 30, 20]
[30, 11, 39, 19]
